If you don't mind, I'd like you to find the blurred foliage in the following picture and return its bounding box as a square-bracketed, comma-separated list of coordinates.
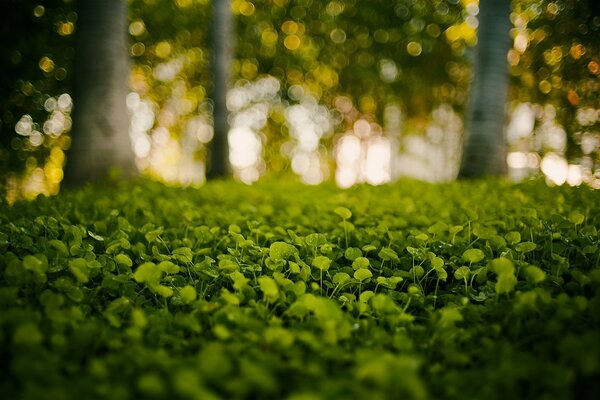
[509, 0, 600, 160]
[0, 0, 74, 185]
[0, 0, 598, 192]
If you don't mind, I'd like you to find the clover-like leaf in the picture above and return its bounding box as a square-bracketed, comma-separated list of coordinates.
[454, 266, 470, 280]
[344, 247, 362, 261]
[524, 265, 546, 284]
[179, 285, 197, 304]
[23, 255, 47, 274]
[496, 273, 517, 294]
[431, 257, 444, 269]
[134, 262, 162, 286]
[269, 241, 298, 260]
[490, 257, 515, 275]
[333, 272, 351, 285]
[462, 248, 485, 263]
[352, 257, 370, 270]
[114, 253, 133, 268]
[354, 268, 373, 282]
[515, 242, 536, 253]
[334, 207, 352, 219]
[258, 276, 279, 302]
[69, 258, 90, 283]
[378, 247, 399, 261]
[312, 255, 332, 271]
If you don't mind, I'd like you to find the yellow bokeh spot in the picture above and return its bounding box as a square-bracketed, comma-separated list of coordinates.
[330, 28, 346, 44]
[284, 35, 301, 51]
[58, 22, 74, 36]
[444, 22, 476, 45]
[406, 41, 422, 56]
[261, 29, 278, 46]
[39, 57, 55, 73]
[187, 48, 204, 63]
[359, 95, 377, 114]
[129, 20, 146, 36]
[239, 1, 255, 16]
[312, 66, 338, 88]
[50, 147, 65, 166]
[588, 61, 599, 75]
[538, 80, 552, 94]
[175, 0, 192, 8]
[241, 59, 258, 79]
[547, 2, 559, 16]
[44, 164, 64, 184]
[131, 43, 146, 57]
[155, 41, 172, 58]
[286, 69, 304, 84]
[282, 20, 298, 35]
[521, 71, 535, 88]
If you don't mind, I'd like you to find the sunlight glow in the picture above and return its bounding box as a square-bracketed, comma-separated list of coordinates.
[541, 153, 568, 185]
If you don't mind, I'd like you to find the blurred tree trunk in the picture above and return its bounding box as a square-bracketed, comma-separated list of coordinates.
[458, 0, 511, 178]
[206, 0, 233, 179]
[64, 0, 135, 185]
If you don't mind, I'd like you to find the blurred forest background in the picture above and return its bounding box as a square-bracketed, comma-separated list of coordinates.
[0, 0, 598, 202]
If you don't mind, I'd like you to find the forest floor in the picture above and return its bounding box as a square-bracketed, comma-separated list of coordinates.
[1, 178, 599, 399]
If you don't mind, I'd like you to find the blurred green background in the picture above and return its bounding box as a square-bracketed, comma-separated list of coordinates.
[1, 0, 598, 202]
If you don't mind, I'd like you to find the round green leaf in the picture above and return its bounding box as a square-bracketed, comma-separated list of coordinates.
[378, 247, 399, 261]
[354, 268, 373, 282]
[334, 207, 352, 219]
[462, 248, 485, 263]
[333, 272, 351, 285]
[352, 257, 370, 270]
[269, 242, 298, 260]
[454, 266, 470, 280]
[524, 266, 546, 284]
[312, 255, 332, 271]
[515, 242, 536, 253]
[179, 285, 197, 304]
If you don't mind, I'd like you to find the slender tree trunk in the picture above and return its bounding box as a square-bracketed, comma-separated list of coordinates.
[458, 0, 511, 178]
[206, 0, 233, 179]
[64, 0, 135, 185]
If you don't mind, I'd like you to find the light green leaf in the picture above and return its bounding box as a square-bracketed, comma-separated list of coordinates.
[568, 211, 584, 225]
[333, 272, 351, 285]
[378, 247, 398, 261]
[462, 249, 485, 263]
[354, 268, 373, 282]
[312, 255, 332, 271]
[68, 258, 89, 283]
[352, 257, 370, 270]
[23, 255, 47, 274]
[490, 257, 515, 275]
[524, 266, 546, 284]
[334, 207, 352, 219]
[496, 274, 517, 294]
[454, 266, 470, 280]
[157, 261, 180, 274]
[515, 242, 536, 253]
[114, 253, 133, 268]
[179, 285, 197, 304]
[344, 247, 362, 261]
[134, 262, 162, 285]
[269, 241, 298, 260]
[431, 257, 444, 269]
[258, 276, 279, 302]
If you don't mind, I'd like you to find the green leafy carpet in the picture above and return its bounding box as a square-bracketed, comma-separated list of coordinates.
[1, 179, 599, 399]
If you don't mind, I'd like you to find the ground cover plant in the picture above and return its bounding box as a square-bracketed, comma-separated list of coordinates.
[1, 179, 599, 399]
